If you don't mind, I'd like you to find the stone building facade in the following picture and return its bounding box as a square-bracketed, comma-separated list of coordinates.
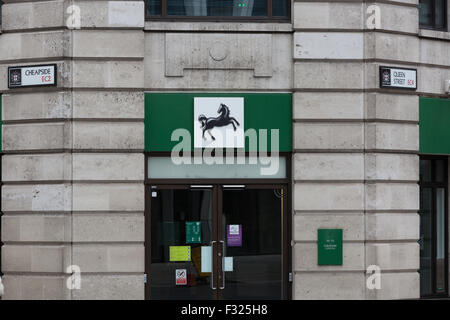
[0, 0, 449, 300]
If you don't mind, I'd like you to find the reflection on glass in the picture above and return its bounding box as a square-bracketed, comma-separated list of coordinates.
[419, 0, 433, 27]
[436, 188, 446, 293]
[167, 0, 268, 16]
[150, 189, 213, 299]
[436, 160, 445, 183]
[147, 0, 162, 15]
[168, 0, 207, 16]
[420, 159, 432, 182]
[222, 189, 282, 299]
[419, 187, 433, 296]
[273, 0, 288, 17]
[435, 0, 445, 29]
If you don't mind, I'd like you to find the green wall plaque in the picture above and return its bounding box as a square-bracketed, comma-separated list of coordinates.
[318, 229, 343, 266]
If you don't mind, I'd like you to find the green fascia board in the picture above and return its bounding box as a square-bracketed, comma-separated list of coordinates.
[419, 97, 450, 155]
[145, 93, 194, 152]
[145, 93, 292, 152]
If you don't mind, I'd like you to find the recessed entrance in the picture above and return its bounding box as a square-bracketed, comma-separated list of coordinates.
[419, 156, 448, 297]
[145, 183, 290, 300]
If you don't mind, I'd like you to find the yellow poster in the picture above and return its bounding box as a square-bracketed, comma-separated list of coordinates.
[169, 246, 191, 262]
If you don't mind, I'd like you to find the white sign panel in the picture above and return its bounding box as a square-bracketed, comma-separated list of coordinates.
[380, 66, 417, 90]
[223, 257, 234, 272]
[8, 65, 56, 88]
[201, 246, 212, 273]
[194, 97, 244, 149]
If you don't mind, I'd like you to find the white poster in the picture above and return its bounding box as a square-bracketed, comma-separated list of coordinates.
[201, 246, 212, 273]
[194, 97, 244, 149]
[223, 257, 234, 272]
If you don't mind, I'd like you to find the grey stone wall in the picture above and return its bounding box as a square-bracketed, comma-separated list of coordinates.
[0, 0, 145, 299]
[292, 0, 422, 299]
[0, 0, 449, 300]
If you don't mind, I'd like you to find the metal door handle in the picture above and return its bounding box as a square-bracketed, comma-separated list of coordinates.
[210, 241, 217, 290]
[219, 240, 225, 290]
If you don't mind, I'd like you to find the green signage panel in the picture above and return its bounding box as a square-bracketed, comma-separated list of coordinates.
[318, 229, 343, 266]
[145, 93, 292, 152]
[186, 221, 201, 244]
[420, 97, 450, 155]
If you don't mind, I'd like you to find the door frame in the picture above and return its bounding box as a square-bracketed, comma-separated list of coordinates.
[144, 152, 292, 300]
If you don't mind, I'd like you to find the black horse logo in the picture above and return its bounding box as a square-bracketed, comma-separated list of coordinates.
[198, 103, 240, 141]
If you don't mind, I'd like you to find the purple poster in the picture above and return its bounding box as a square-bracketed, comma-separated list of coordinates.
[227, 224, 242, 247]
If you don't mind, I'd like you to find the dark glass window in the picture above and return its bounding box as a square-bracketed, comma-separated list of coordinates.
[146, 0, 290, 19]
[147, 0, 162, 16]
[419, 0, 447, 30]
[419, 157, 448, 297]
[167, 0, 267, 16]
[0, 153, 2, 280]
[273, 0, 288, 17]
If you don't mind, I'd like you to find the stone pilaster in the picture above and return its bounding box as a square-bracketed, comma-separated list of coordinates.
[292, 0, 420, 299]
[292, 0, 366, 299]
[363, 0, 420, 300]
[0, 0, 146, 299]
[68, 0, 145, 300]
[0, 0, 73, 300]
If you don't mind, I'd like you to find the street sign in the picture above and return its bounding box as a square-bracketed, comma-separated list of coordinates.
[8, 64, 57, 88]
[379, 66, 417, 90]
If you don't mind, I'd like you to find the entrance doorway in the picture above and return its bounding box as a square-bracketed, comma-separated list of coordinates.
[419, 156, 448, 297]
[145, 184, 289, 300]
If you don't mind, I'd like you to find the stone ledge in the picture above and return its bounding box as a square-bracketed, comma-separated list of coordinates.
[419, 28, 450, 41]
[145, 21, 292, 33]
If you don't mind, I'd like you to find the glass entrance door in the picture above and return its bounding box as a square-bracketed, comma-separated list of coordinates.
[147, 185, 287, 300]
[218, 187, 284, 300]
[148, 186, 217, 299]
